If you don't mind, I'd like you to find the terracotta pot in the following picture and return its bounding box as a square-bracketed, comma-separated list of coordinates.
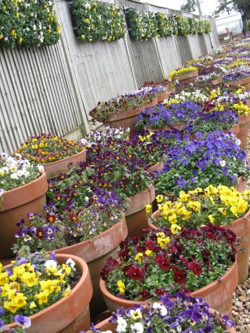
[87, 309, 236, 333]
[44, 149, 86, 180]
[225, 76, 250, 91]
[54, 213, 127, 315]
[237, 113, 250, 150]
[211, 77, 222, 86]
[99, 260, 237, 317]
[147, 160, 164, 173]
[236, 176, 246, 192]
[106, 107, 142, 136]
[173, 70, 198, 84]
[223, 210, 250, 283]
[148, 122, 187, 133]
[0, 172, 48, 260]
[150, 208, 249, 283]
[144, 97, 158, 110]
[4, 253, 93, 333]
[157, 91, 171, 103]
[124, 184, 155, 238]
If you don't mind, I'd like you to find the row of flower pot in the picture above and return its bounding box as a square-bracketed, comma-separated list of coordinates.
[1, 39, 250, 332]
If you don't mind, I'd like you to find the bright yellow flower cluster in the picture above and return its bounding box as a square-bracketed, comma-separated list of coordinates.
[169, 66, 198, 80]
[147, 185, 250, 232]
[0, 259, 72, 317]
[231, 102, 250, 116]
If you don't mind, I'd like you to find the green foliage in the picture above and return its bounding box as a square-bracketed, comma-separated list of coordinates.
[73, 0, 126, 42]
[155, 13, 178, 36]
[125, 8, 158, 41]
[0, 0, 61, 49]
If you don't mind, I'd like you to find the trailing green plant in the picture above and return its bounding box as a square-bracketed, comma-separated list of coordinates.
[125, 8, 158, 41]
[174, 15, 190, 36]
[0, 0, 61, 48]
[73, 0, 126, 42]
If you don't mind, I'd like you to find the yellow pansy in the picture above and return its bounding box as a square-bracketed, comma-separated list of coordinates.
[117, 280, 125, 294]
[156, 195, 164, 203]
[134, 253, 143, 264]
[0, 272, 9, 285]
[179, 191, 190, 202]
[170, 223, 181, 234]
[35, 291, 49, 304]
[145, 204, 151, 214]
[157, 236, 170, 247]
[145, 249, 153, 257]
[208, 215, 214, 224]
[22, 272, 38, 287]
[168, 213, 177, 224]
[63, 285, 71, 297]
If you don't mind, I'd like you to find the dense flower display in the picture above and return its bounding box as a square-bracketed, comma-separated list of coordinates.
[73, 0, 126, 42]
[14, 133, 82, 164]
[154, 131, 250, 196]
[148, 185, 250, 230]
[0, 0, 61, 48]
[13, 199, 123, 253]
[101, 226, 236, 301]
[0, 251, 77, 325]
[0, 153, 43, 195]
[135, 101, 201, 132]
[83, 293, 234, 332]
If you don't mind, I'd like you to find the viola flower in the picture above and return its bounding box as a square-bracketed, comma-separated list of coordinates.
[102, 227, 236, 301]
[188, 262, 203, 276]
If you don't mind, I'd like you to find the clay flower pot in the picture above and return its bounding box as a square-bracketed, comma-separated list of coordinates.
[173, 70, 198, 84]
[44, 149, 86, 180]
[222, 123, 239, 136]
[147, 160, 164, 173]
[124, 184, 155, 238]
[4, 253, 93, 333]
[99, 259, 237, 318]
[237, 113, 250, 150]
[0, 172, 48, 260]
[144, 97, 158, 110]
[225, 76, 250, 91]
[106, 106, 142, 136]
[54, 213, 128, 315]
[157, 88, 175, 103]
[211, 77, 222, 86]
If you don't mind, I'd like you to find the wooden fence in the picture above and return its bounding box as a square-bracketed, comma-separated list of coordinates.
[0, 0, 219, 153]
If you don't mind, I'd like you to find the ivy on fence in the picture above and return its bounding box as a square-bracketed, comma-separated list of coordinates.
[73, 0, 126, 42]
[0, 0, 61, 49]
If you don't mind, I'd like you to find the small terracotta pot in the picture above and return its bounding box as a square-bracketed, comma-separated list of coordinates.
[4, 254, 93, 333]
[0, 172, 48, 260]
[106, 107, 142, 136]
[54, 214, 128, 315]
[87, 309, 236, 333]
[99, 260, 237, 317]
[44, 149, 86, 180]
[125, 184, 155, 238]
[173, 70, 198, 84]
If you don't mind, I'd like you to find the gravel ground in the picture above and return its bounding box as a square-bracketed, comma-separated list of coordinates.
[232, 131, 250, 333]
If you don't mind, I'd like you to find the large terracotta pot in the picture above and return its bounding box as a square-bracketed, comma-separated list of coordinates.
[100, 260, 237, 318]
[4, 253, 93, 333]
[147, 160, 164, 173]
[150, 207, 250, 284]
[237, 113, 250, 150]
[157, 88, 176, 103]
[87, 309, 236, 333]
[54, 213, 127, 315]
[106, 106, 143, 136]
[222, 123, 239, 136]
[172, 70, 198, 84]
[124, 184, 155, 238]
[44, 149, 86, 180]
[0, 172, 48, 260]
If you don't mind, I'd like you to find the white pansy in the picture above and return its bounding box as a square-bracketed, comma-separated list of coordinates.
[219, 160, 226, 167]
[152, 302, 168, 316]
[130, 322, 144, 333]
[117, 317, 127, 333]
[44, 259, 57, 269]
[66, 258, 76, 270]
